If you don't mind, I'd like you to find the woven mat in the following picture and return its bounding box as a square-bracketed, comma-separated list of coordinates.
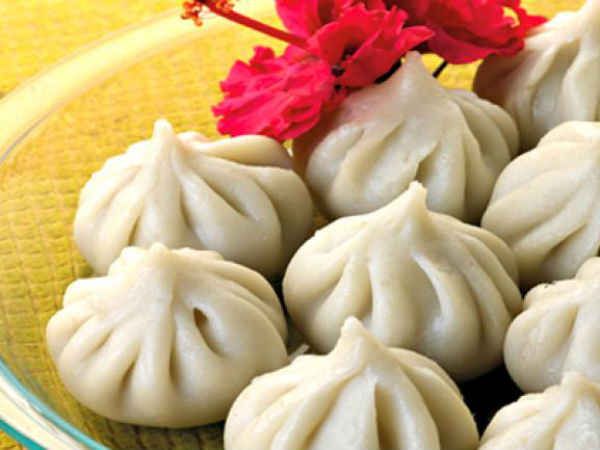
[0, 1, 583, 449]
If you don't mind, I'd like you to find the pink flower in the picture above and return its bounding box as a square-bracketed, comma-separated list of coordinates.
[200, 1, 430, 141]
[309, 5, 433, 87]
[276, 0, 386, 37]
[389, 0, 547, 63]
[213, 47, 343, 141]
[184, 0, 544, 141]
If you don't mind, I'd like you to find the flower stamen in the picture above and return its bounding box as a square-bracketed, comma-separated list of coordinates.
[182, 0, 309, 50]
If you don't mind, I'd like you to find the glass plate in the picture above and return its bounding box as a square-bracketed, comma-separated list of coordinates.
[0, 4, 288, 448]
[0, 0, 561, 448]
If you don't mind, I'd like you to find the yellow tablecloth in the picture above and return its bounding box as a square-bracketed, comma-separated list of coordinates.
[0, 1, 584, 449]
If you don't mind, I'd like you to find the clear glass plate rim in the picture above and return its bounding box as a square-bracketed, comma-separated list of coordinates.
[0, 357, 107, 449]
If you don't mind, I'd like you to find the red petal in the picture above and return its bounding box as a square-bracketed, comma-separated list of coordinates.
[213, 46, 342, 141]
[276, 0, 324, 37]
[390, 0, 546, 63]
[310, 5, 433, 87]
[276, 0, 388, 36]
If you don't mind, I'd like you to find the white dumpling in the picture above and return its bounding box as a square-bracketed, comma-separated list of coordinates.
[46, 244, 288, 428]
[505, 257, 600, 393]
[283, 182, 522, 381]
[74, 119, 313, 277]
[481, 372, 600, 450]
[293, 52, 518, 223]
[482, 121, 600, 288]
[225, 317, 479, 450]
[475, 0, 600, 150]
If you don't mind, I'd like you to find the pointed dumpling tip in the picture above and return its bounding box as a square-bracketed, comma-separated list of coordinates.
[371, 181, 430, 227]
[338, 317, 381, 349]
[389, 181, 429, 213]
[152, 118, 177, 142]
[149, 119, 181, 160]
[146, 242, 174, 264]
[378, 51, 433, 91]
[405, 181, 428, 202]
[403, 51, 422, 66]
[148, 242, 170, 254]
[331, 317, 395, 369]
[340, 316, 368, 336]
[401, 52, 434, 80]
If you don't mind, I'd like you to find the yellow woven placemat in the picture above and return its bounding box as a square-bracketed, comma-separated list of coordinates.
[0, 1, 583, 449]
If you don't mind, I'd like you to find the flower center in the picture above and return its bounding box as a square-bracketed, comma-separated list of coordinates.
[331, 65, 345, 77]
[342, 45, 359, 60]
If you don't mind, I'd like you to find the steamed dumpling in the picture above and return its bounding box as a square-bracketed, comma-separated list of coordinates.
[225, 317, 479, 450]
[482, 121, 600, 288]
[293, 52, 519, 223]
[283, 182, 522, 381]
[46, 244, 288, 428]
[480, 372, 600, 450]
[505, 257, 600, 393]
[74, 119, 313, 277]
[475, 0, 600, 150]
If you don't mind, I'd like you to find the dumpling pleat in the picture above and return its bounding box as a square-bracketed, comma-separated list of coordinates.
[411, 249, 482, 375]
[366, 241, 421, 347]
[309, 256, 373, 352]
[399, 362, 478, 450]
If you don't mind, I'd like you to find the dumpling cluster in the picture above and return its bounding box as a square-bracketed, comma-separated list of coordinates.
[74, 119, 313, 277]
[47, 244, 288, 428]
[293, 52, 519, 223]
[284, 182, 522, 380]
[480, 372, 600, 450]
[505, 257, 600, 393]
[225, 318, 479, 450]
[475, 0, 600, 150]
[482, 121, 600, 288]
[57, 3, 600, 438]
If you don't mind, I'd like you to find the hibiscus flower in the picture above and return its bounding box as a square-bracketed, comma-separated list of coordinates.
[182, 0, 545, 140]
[183, 0, 431, 141]
[389, 0, 547, 63]
[309, 5, 432, 87]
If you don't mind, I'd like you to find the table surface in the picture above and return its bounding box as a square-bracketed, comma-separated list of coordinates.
[0, 0, 583, 448]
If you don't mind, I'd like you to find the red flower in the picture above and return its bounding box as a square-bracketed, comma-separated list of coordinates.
[309, 5, 432, 87]
[389, 0, 547, 63]
[184, 0, 544, 141]
[213, 47, 343, 141]
[198, 1, 430, 141]
[276, 0, 386, 37]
